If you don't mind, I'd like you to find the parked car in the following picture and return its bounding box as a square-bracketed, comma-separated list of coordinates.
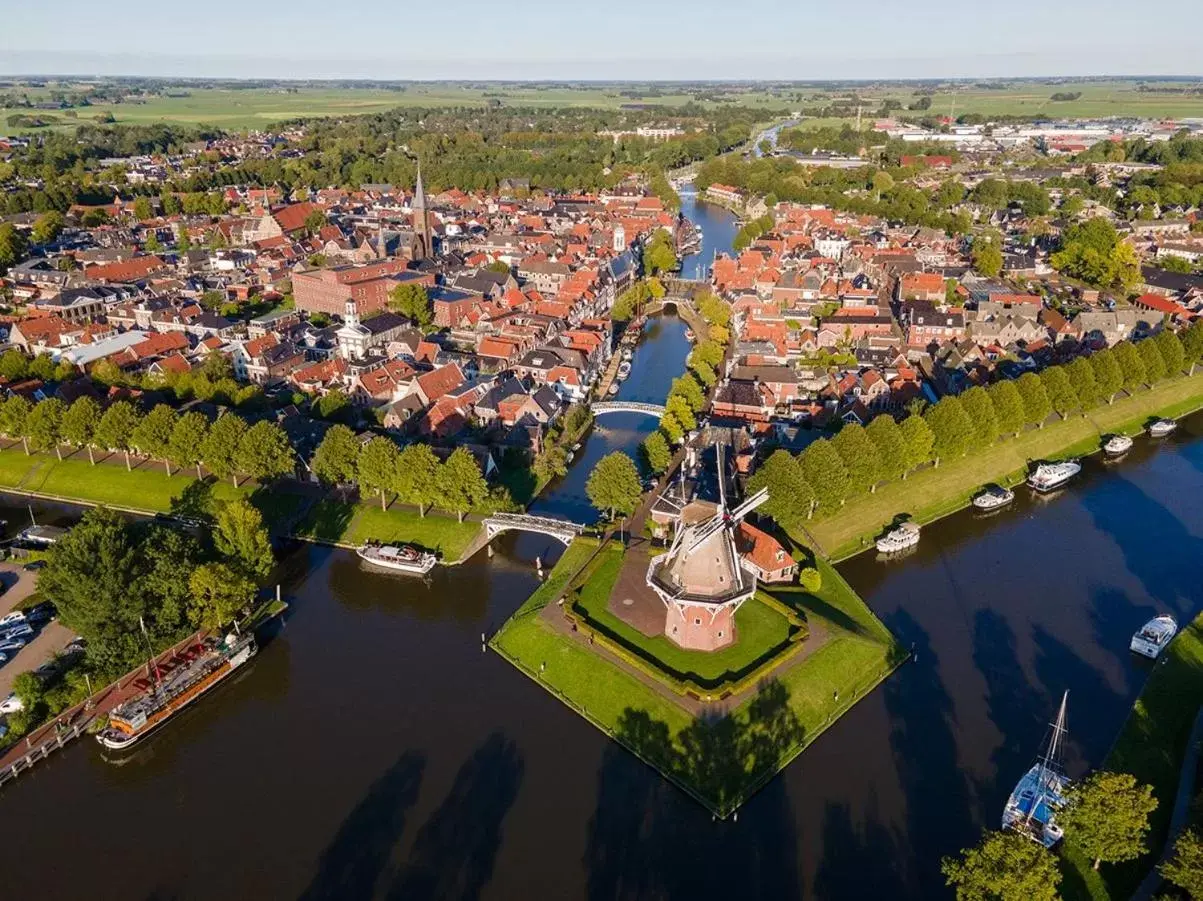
[0, 639, 27, 654]
[23, 602, 55, 624]
[0, 693, 23, 714]
[0, 610, 25, 627]
[22, 560, 46, 572]
[0, 624, 33, 641]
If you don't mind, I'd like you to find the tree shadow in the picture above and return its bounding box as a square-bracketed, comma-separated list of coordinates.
[384, 732, 524, 901]
[297, 750, 425, 901]
[169, 478, 215, 522]
[301, 500, 356, 544]
[614, 679, 806, 814]
[813, 798, 905, 898]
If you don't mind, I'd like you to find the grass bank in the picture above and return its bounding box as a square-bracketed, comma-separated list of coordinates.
[1060, 612, 1203, 900]
[291, 498, 481, 562]
[808, 373, 1203, 560]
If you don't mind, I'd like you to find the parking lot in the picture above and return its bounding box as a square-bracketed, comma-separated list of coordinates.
[0, 562, 73, 702]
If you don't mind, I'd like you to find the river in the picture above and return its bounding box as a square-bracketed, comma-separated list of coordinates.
[4, 194, 1203, 899]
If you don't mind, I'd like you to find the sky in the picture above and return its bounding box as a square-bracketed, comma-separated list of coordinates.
[1, 0, 1200, 81]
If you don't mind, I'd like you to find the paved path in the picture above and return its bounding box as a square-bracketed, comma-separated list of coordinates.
[1131, 705, 1203, 901]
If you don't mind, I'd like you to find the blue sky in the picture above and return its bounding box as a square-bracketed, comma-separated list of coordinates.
[1, 0, 1199, 80]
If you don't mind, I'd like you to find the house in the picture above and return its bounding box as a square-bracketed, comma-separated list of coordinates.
[736, 522, 798, 584]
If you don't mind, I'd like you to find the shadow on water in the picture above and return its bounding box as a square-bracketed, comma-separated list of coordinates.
[297, 751, 426, 901]
[878, 609, 974, 896]
[813, 796, 904, 899]
[384, 732, 524, 901]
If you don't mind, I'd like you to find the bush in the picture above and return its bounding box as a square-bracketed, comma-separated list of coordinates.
[800, 567, 822, 592]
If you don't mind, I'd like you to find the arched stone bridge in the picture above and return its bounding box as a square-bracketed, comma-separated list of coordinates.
[591, 402, 665, 418]
[483, 513, 585, 545]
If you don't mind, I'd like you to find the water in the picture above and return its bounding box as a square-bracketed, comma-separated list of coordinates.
[678, 185, 739, 281]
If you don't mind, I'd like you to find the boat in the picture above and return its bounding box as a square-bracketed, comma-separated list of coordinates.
[96, 632, 257, 751]
[621, 348, 633, 362]
[684, 329, 696, 342]
[1130, 614, 1178, 659]
[1148, 418, 1177, 438]
[1027, 460, 1081, 493]
[875, 521, 920, 554]
[608, 383, 620, 396]
[1002, 691, 1071, 849]
[356, 542, 437, 575]
[973, 485, 1015, 511]
[1103, 434, 1134, 457]
[14, 524, 68, 548]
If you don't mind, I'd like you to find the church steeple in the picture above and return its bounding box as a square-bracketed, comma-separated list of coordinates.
[412, 160, 430, 262]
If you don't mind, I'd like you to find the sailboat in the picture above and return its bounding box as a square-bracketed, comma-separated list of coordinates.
[1002, 691, 1071, 848]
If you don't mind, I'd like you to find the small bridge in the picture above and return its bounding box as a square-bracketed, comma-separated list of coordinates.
[483, 513, 585, 545]
[592, 402, 666, 418]
[661, 276, 707, 299]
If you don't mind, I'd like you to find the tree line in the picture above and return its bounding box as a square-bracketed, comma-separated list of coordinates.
[748, 323, 1203, 532]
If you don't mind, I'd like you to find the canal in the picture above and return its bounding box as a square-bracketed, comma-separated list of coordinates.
[6, 190, 1203, 899]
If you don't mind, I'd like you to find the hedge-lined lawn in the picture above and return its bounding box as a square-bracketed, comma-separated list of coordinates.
[1060, 612, 1203, 900]
[809, 373, 1203, 559]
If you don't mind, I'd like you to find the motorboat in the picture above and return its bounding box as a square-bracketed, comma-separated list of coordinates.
[1027, 460, 1081, 493]
[1003, 691, 1070, 849]
[356, 543, 437, 576]
[621, 348, 633, 362]
[607, 382, 620, 396]
[973, 485, 1015, 511]
[1103, 434, 1134, 457]
[1148, 419, 1177, 438]
[616, 361, 632, 381]
[1130, 614, 1178, 659]
[875, 521, 920, 554]
[685, 329, 696, 342]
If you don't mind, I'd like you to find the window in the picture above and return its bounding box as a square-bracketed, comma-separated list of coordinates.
[694, 618, 702, 626]
[718, 631, 724, 638]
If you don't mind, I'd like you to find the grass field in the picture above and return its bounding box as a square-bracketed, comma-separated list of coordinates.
[806, 371, 1203, 561]
[491, 545, 903, 814]
[1059, 612, 1203, 900]
[291, 497, 480, 561]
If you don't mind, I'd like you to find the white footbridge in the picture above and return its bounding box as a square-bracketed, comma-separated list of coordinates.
[591, 401, 665, 418]
[483, 512, 585, 545]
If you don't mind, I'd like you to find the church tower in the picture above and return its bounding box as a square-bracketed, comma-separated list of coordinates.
[412, 161, 431, 261]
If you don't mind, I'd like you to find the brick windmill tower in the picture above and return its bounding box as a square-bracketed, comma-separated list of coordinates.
[645, 446, 768, 651]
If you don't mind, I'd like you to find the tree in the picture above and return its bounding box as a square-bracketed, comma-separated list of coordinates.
[357, 436, 401, 510]
[1015, 373, 1051, 427]
[1155, 328, 1186, 376]
[695, 292, 732, 329]
[199, 413, 247, 484]
[748, 449, 815, 524]
[692, 339, 725, 370]
[688, 356, 717, 387]
[959, 386, 1000, 449]
[315, 388, 351, 422]
[234, 421, 294, 485]
[1090, 348, 1124, 403]
[31, 211, 64, 245]
[311, 424, 360, 486]
[664, 394, 696, 431]
[799, 567, 822, 592]
[132, 196, 153, 221]
[168, 411, 209, 478]
[1052, 218, 1141, 292]
[643, 229, 677, 276]
[1162, 828, 1203, 898]
[25, 397, 64, 459]
[94, 400, 141, 470]
[436, 448, 489, 522]
[213, 497, 275, 580]
[303, 209, 326, 235]
[1182, 320, 1203, 373]
[388, 283, 433, 330]
[1066, 357, 1100, 409]
[0, 223, 28, 273]
[669, 375, 706, 413]
[586, 451, 642, 520]
[1058, 771, 1157, 871]
[832, 423, 884, 495]
[866, 414, 906, 481]
[925, 396, 975, 462]
[188, 563, 256, 630]
[942, 830, 1060, 901]
[60, 396, 101, 464]
[0, 394, 31, 453]
[799, 440, 851, 513]
[1039, 365, 1078, 418]
[660, 410, 685, 445]
[393, 443, 440, 515]
[1136, 337, 1167, 383]
[0, 349, 29, 381]
[642, 431, 672, 474]
[898, 414, 935, 474]
[871, 170, 894, 201]
[1112, 340, 1147, 391]
[130, 404, 178, 474]
[972, 239, 1004, 278]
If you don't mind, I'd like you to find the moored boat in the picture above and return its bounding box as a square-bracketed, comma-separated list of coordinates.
[1130, 614, 1177, 659]
[356, 542, 437, 575]
[97, 632, 257, 752]
[875, 521, 920, 554]
[616, 361, 632, 381]
[1002, 691, 1070, 849]
[973, 485, 1015, 511]
[1027, 460, 1081, 493]
[1103, 434, 1134, 457]
[1148, 418, 1177, 438]
[607, 382, 620, 396]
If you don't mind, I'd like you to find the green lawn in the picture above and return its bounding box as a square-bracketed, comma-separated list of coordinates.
[1060, 612, 1203, 900]
[292, 497, 480, 562]
[808, 373, 1203, 560]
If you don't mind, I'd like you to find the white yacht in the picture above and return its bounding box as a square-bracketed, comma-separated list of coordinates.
[1148, 419, 1177, 438]
[1003, 692, 1070, 849]
[973, 485, 1015, 511]
[1103, 434, 1134, 457]
[616, 361, 632, 381]
[1027, 461, 1081, 493]
[607, 382, 620, 396]
[1130, 614, 1178, 659]
[356, 543, 437, 575]
[875, 521, 920, 554]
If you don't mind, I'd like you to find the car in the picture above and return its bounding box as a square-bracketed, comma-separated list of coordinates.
[0, 623, 33, 641]
[0, 693, 23, 714]
[22, 560, 46, 572]
[23, 602, 55, 624]
[0, 638, 27, 654]
[0, 610, 25, 627]
[0, 652, 7, 666]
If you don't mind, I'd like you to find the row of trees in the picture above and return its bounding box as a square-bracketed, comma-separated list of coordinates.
[311, 425, 489, 522]
[0, 394, 296, 485]
[750, 325, 1203, 528]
